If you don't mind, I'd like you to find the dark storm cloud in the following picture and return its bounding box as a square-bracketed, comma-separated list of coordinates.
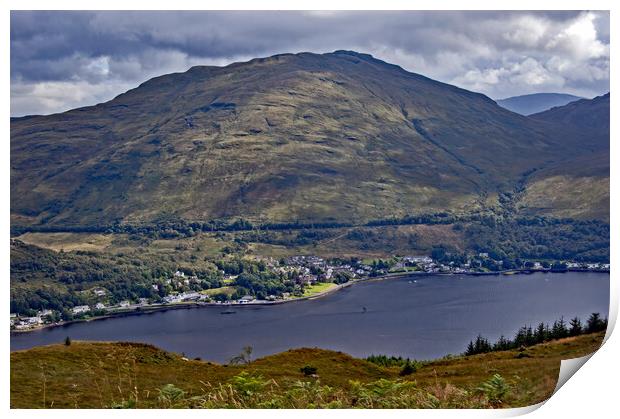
[10, 10, 610, 116]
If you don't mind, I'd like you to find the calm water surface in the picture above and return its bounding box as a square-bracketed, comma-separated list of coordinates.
[10, 272, 609, 362]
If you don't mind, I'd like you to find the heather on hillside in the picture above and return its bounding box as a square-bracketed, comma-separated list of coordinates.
[10, 333, 605, 408]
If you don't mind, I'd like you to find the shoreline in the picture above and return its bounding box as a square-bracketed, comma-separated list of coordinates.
[10, 268, 609, 335]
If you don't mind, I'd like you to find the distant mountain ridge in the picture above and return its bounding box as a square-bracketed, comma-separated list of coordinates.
[531, 93, 609, 133]
[496, 93, 583, 116]
[10, 51, 610, 227]
[513, 93, 610, 221]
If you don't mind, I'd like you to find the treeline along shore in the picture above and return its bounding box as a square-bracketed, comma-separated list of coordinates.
[10, 268, 609, 335]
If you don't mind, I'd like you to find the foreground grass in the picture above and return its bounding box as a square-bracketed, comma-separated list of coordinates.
[10, 332, 604, 408]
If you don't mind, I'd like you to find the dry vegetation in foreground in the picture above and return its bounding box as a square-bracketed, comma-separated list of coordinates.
[10, 332, 604, 408]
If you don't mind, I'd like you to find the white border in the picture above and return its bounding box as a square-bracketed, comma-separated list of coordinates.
[3, 2, 616, 418]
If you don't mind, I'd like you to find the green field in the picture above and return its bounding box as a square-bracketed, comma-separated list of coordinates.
[302, 282, 337, 297]
[200, 286, 236, 297]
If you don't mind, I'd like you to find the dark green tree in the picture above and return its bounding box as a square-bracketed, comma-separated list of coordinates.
[399, 360, 416, 376]
[492, 335, 511, 351]
[569, 317, 583, 336]
[534, 323, 547, 343]
[466, 335, 492, 355]
[551, 317, 568, 339]
[586, 313, 607, 333]
[300, 365, 318, 376]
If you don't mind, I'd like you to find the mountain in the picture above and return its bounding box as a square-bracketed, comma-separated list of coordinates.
[530, 93, 609, 138]
[496, 93, 583, 116]
[515, 93, 610, 220]
[10, 51, 609, 228]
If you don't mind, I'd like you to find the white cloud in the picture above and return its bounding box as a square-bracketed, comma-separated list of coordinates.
[10, 79, 135, 116]
[546, 12, 608, 60]
[501, 15, 548, 48]
[84, 56, 110, 78]
[509, 58, 563, 86]
[10, 11, 610, 115]
[452, 67, 510, 92]
[452, 57, 567, 98]
[447, 12, 609, 98]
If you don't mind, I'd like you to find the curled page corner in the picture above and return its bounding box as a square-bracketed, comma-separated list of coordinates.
[503, 400, 545, 416]
[500, 351, 597, 417]
[552, 352, 596, 395]
[505, 350, 599, 416]
[552, 325, 613, 396]
[511, 328, 612, 414]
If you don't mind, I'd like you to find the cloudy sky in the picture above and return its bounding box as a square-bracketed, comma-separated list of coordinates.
[10, 10, 610, 116]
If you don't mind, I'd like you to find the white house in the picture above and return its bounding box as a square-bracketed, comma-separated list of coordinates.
[238, 295, 255, 304]
[179, 292, 200, 301]
[405, 256, 433, 264]
[72, 305, 90, 314]
[163, 294, 182, 303]
[24, 316, 42, 324]
[14, 323, 32, 330]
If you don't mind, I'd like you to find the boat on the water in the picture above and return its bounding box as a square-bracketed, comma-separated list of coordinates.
[220, 310, 236, 315]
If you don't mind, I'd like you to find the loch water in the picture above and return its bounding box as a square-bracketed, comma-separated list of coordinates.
[11, 272, 610, 363]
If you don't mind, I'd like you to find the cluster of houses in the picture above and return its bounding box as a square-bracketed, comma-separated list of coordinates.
[396, 255, 611, 274]
[162, 291, 207, 304]
[153, 270, 201, 291]
[401, 257, 473, 274]
[11, 255, 611, 330]
[266, 255, 371, 286]
[10, 309, 53, 330]
[566, 262, 610, 271]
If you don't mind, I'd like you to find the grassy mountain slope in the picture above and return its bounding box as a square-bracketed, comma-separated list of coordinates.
[530, 93, 610, 137]
[10, 332, 604, 408]
[11, 51, 607, 227]
[518, 94, 610, 220]
[496, 93, 582, 116]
